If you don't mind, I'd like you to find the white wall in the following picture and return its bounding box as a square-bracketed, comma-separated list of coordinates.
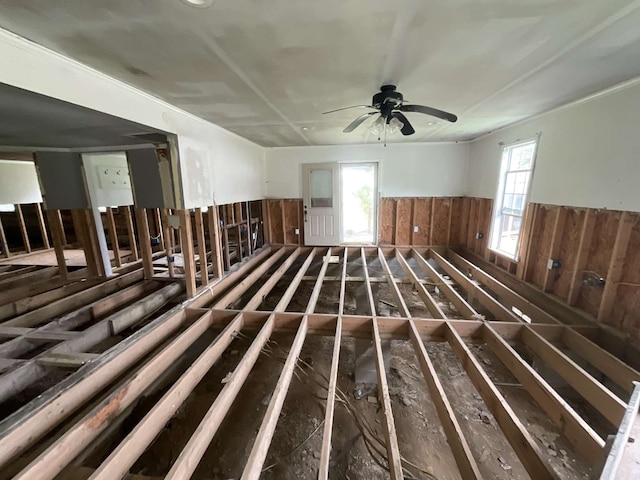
[0, 28, 265, 208]
[265, 143, 469, 198]
[82, 153, 134, 207]
[0, 160, 43, 204]
[468, 79, 640, 212]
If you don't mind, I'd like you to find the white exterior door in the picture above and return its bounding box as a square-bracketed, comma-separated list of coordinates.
[302, 163, 340, 246]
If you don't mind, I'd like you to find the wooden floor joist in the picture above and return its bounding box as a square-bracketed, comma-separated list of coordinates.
[0, 245, 637, 479]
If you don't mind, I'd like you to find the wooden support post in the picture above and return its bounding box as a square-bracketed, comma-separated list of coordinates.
[194, 208, 208, 286]
[208, 205, 223, 278]
[483, 323, 605, 465]
[411, 249, 478, 318]
[521, 326, 627, 426]
[567, 209, 596, 306]
[154, 208, 165, 250]
[57, 210, 67, 246]
[221, 206, 231, 271]
[105, 208, 121, 268]
[409, 320, 481, 478]
[15, 204, 31, 253]
[445, 323, 560, 479]
[598, 212, 635, 323]
[395, 250, 445, 318]
[124, 206, 139, 261]
[542, 207, 567, 292]
[178, 210, 197, 297]
[160, 209, 175, 277]
[135, 208, 154, 280]
[517, 203, 538, 280]
[70, 210, 98, 278]
[45, 209, 68, 281]
[0, 215, 10, 258]
[35, 203, 50, 249]
[245, 202, 253, 256]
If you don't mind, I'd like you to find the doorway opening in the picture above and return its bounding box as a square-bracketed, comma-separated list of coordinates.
[340, 163, 377, 244]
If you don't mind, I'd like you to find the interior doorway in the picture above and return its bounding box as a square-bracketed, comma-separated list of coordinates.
[340, 163, 377, 244]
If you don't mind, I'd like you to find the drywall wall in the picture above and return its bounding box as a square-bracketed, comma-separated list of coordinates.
[468, 79, 640, 211]
[82, 153, 134, 207]
[0, 27, 265, 209]
[0, 160, 42, 204]
[265, 142, 469, 198]
[34, 152, 89, 210]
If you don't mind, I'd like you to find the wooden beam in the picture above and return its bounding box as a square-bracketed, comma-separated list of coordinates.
[35, 203, 50, 249]
[430, 249, 520, 322]
[395, 250, 446, 318]
[563, 327, 640, 394]
[135, 208, 154, 280]
[378, 249, 411, 317]
[410, 248, 477, 318]
[221, 206, 231, 271]
[105, 208, 121, 268]
[241, 317, 308, 479]
[372, 318, 403, 479]
[208, 205, 223, 278]
[194, 208, 208, 286]
[521, 326, 626, 426]
[517, 203, 538, 280]
[483, 323, 605, 465]
[567, 209, 596, 306]
[177, 209, 197, 297]
[154, 208, 165, 250]
[598, 212, 635, 323]
[0, 214, 10, 258]
[15, 204, 31, 253]
[83, 208, 106, 277]
[70, 210, 98, 277]
[160, 209, 175, 277]
[447, 249, 560, 324]
[542, 207, 567, 292]
[123, 206, 139, 261]
[445, 323, 560, 479]
[408, 319, 481, 479]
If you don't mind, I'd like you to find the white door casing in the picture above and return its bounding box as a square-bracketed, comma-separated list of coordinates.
[302, 163, 340, 246]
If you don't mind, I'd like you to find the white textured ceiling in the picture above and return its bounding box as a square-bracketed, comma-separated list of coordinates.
[0, 0, 639, 147]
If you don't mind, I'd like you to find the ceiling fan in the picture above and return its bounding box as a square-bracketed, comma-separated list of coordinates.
[323, 85, 457, 141]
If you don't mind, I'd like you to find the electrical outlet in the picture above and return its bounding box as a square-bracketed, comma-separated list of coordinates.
[547, 259, 561, 269]
[413, 226, 419, 233]
[475, 232, 484, 239]
[295, 228, 300, 235]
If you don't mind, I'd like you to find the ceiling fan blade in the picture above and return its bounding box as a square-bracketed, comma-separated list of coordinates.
[399, 104, 458, 123]
[343, 112, 379, 133]
[323, 105, 378, 115]
[391, 112, 415, 135]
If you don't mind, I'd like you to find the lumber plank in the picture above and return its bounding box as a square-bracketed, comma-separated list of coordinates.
[105, 207, 121, 268]
[0, 214, 10, 258]
[411, 248, 477, 318]
[124, 206, 139, 261]
[378, 250, 411, 317]
[194, 208, 208, 286]
[160, 209, 175, 277]
[542, 207, 568, 292]
[395, 250, 446, 318]
[35, 203, 50, 250]
[136, 208, 155, 280]
[409, 319, 481, 479]
[521, 326, 626, 426]
[567, 209, 596, 306]
[15, 204, 31, 254]
[208, 205, 224, 278]
[45, 209, 68, 280]
[483, 323, 605, 465]
[445, 323, 560, 479]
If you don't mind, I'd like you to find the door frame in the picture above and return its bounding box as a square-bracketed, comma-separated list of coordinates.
[338, 161, 379, 246]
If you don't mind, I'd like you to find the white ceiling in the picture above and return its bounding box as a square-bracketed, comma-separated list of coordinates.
[1, 0, 639, 147]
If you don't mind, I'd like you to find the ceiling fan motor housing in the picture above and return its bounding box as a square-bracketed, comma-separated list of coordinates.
[372, 85, 403, 112]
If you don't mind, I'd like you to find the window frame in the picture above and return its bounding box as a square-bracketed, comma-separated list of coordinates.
[488, 137, 539, 261]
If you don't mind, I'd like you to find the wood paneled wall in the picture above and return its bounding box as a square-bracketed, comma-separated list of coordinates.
[457, 198, 640, 339]
[378, 197, 466, 246]
[264, 199, 304, 245]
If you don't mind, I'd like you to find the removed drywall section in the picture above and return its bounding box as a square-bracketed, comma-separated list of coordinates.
[0, 160, 42, 204]
[0, 27, 266, 211]
[82, 153, 133, 207]
[264, 142, 469, 199]
[34, 152, 88, 210]
[468, 79, 640, 211]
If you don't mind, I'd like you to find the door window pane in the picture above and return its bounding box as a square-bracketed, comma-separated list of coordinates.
[310, 169, 333, 208]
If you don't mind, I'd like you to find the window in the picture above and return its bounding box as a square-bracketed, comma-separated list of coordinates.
[489, 139, 537, 260]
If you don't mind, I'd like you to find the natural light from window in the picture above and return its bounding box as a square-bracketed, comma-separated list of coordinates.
[489, 139, 537, 259]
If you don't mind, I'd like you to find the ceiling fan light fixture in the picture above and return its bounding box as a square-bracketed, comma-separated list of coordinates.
[388, 117, 404, 134]
[180, 0, 214, 8]
[369, 116, 385, 135]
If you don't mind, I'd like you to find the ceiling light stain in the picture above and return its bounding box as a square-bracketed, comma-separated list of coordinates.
[181, 0, 214, 8]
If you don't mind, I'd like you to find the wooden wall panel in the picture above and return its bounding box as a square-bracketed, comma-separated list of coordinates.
[411, 198, 431, 245]
[283, 199, 302, 245]
[526, 205, 555, 287]
[449, 197, 464, 247]
[394, 198, 413, 245]
[552, 208, 583, 300]
[613, 214, 640, 337]
[432, 198, 452, 245]
[379, 198, 396, 245]
[267, 200, 285, 244]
